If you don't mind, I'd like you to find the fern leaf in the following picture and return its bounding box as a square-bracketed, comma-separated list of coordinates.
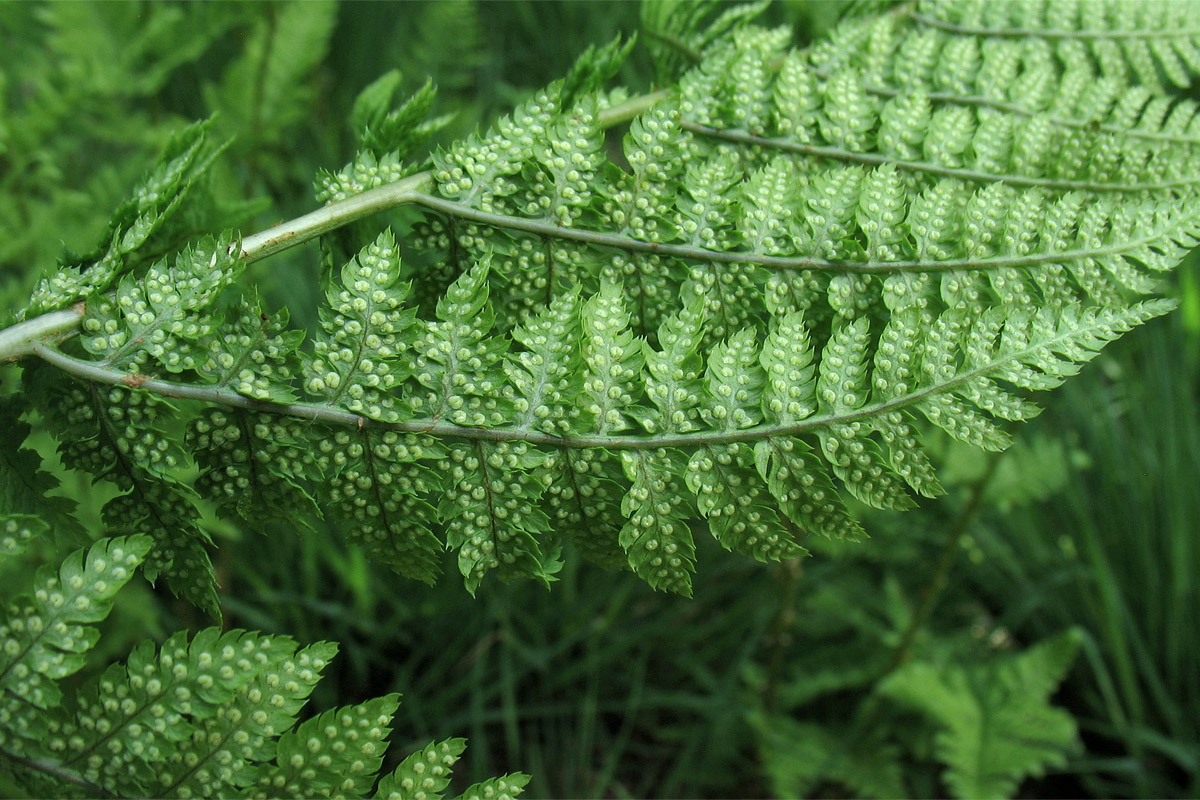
[409, 259, 508, 427]
[754, 716, 908, 799]
[531, 292, 625, 568]
[915, 0, 1200, 92]
[619, 448, 696, 596]
[156, 638, 336, 797]
[880, 629, 1083, 799]
[604, 101, 688, 334]
[356, 76, 446, 159]
[306, 230, 417, 423]
[637, 284, 707, 435]
[542, 447, 629, 570]
[640, 0, 771, 82]
[319, 428, 446, 584]
[318, 76, 452, 204]
[1, 595, 511, 800]
[818, 317, 915, 510]
[454, 773, 532, 800]
[189, 409, 321, 534]
[0, 536, 150, 713]
[80, 234, 243, 373]
[46, 628, 269, 795]
[581, 281, 644, 436]
[440, 440, 555, 595]
[24, 368, 218, 614]
[506, 288, 584, 435]
[754, 309, 854, 540]
[753, 437, 865, 542]
[318, 150, 425, 206]
[688, 327, 802, 560]
[23, 120, 224, 316]
[0, 514, 46, 558]
[258, 693, 400, 798]
[188, 298, 304, 403]
[372, 737, 467, 800]
[11, 0, 1200, 596]
[205, 0, 337, 146]
[101, 487, 219, 617]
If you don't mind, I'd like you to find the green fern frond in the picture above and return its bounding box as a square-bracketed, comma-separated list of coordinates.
[204, 0, 338, 148]
[880, 629, 1084, 799]
[373, 737, 467, 800]
[23, 120, 227, 317]
[0, 542, 523, 799]
[0, 535, 150, 720]
[7, 0, 1200, 600]
[914, 0, 1200, 91]
[22, 366, 219, 614]
[318, 75, 454, 204]
[455, 774, 533, 800]
[640, 0, 771, 82]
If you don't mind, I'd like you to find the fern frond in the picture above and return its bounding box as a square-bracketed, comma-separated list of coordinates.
[640, 0, 771, 82]
[880, 628, 1084, 799]
[372, 737, 466, 800]
[619, 448, 696, 595]
[10, 0, 1200, 597]
[23, 120, 227, 317]
[914, 0, 1200, 91]
[20, 262, 1181, 597]
[23, 366, 219, 614]
[80, 234, 244, 372]
[455, 774, 532, 800]
[317, 75, 453, 204]
[205, 0, 338, 147]
[0, 542, 522, 798]
[0, 536, 150, 743]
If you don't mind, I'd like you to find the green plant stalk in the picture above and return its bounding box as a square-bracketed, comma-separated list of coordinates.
[682, 122, 1200, 193]
[884, 452, 1001, 675]
[27, 322, 1105, 451]
[0, 305, 85, 361]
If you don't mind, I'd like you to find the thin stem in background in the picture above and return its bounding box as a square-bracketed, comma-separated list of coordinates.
[884, 451, 1002, 676]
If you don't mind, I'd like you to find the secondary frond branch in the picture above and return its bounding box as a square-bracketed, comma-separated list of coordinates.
[910, 11, 1200, 41]
[234, 179, 1199, 281]
[33, 297, 1171, 453]
[681, 122, 1200, 193]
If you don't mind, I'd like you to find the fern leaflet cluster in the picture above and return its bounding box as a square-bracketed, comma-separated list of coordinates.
[0, 538, 527, 799]
[8, 0, 1200, 605]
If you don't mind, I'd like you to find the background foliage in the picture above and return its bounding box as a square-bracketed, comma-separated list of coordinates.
[2, 1, 1198, 797]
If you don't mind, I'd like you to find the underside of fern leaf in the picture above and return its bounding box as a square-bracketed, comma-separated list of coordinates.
[9, 0, 1200, 604]
[0, 539, 527, 799]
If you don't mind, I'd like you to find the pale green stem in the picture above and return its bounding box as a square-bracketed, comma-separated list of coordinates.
[236, 89, 672, 263]
[30, 336, 998, 451]
[237, 171, 434, 262]
[681, 122, 1200, 193]
[0, 304, 85, 362]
